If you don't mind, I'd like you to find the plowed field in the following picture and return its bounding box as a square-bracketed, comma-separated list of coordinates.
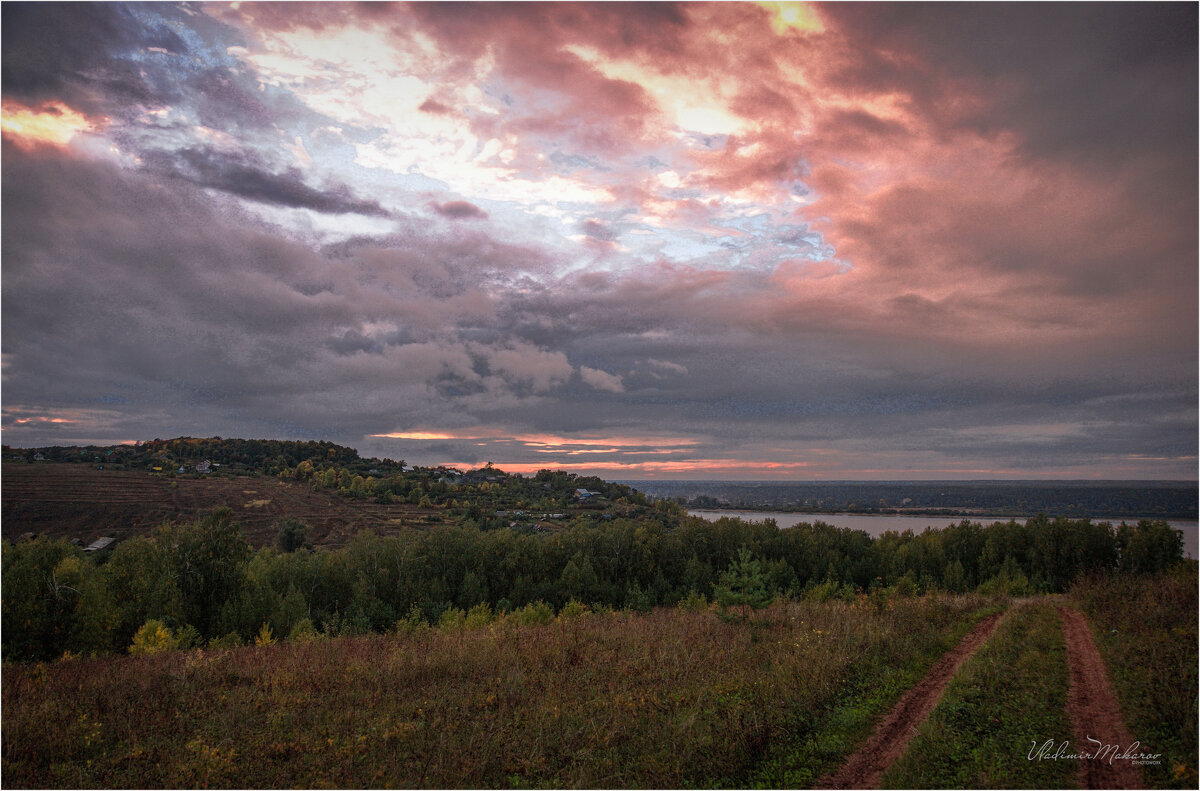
[1, 463, 449, 548]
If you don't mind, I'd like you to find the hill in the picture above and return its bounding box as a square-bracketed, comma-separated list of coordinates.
[2, 437, 656, 548]
[1, 463, 448, 548]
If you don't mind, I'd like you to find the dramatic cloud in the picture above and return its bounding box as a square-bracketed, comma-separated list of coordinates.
[432, 200, 488, 220]
[1, 2, 1195, 480]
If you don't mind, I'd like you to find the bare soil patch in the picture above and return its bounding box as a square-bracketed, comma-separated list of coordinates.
[1, 463, 448, 548]
[820, 612, 1005, 789]
[1058, 605, 1143, 789]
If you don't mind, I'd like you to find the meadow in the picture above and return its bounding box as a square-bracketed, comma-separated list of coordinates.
[2, 445, 1194, 788]
[3, 594, 994, 789]
[1073, 566, 1199, 789]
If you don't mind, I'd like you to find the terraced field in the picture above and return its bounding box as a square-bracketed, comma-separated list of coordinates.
[1, 463, 449, 548]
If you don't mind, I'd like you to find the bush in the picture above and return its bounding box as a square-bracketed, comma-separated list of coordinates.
[714, 547, 773, 622]
[254, 623, 276, 646]
[174, 624, 202, 650]
[393, 605, 428, 637]
[207, 631, 243, 649]
[288, 618, 320, 643]
[464, 602, 494, 628]
[676, 589, 709, 612]
[558, 600, 590, 620]
[977, 571, 1032, 596]
[129, 619, 177, 655]
[438, 608, 467, 632]
[510, 600, 554, 626]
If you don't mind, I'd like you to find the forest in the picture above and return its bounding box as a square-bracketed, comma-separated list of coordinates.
[2, 498, 1183, 661]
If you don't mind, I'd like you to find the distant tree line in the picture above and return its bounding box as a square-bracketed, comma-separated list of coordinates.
[639, 480, 1199, 519]
[3, 437, 402, 478]
[2, 508, 1185, 662]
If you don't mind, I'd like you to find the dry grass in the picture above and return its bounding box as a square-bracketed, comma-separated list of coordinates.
[3, 595, 991, 788]
[881, 602, 1076, 789]
[1071, 564, 1199, 789]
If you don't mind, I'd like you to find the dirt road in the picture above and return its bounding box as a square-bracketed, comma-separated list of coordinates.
[1058, 606, 1143, 789]
[819, 612, 1005, 789]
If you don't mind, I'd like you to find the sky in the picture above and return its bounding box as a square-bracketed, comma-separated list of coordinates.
[1, 2, 1196, 480]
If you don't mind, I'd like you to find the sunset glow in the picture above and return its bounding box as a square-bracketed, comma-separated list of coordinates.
[1, 100, 98, 147]
[2, 3, 1194, 479]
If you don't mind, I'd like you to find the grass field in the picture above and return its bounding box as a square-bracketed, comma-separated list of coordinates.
[2, 594, 993, 789]
[1072, 565, 1199, 789]
[881, 601, 1077, 789]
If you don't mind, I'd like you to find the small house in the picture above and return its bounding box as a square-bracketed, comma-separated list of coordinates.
[83, 537, 116, 552]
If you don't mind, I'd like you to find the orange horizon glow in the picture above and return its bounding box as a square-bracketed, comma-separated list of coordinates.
[372, 429, 700, 448]
[1, 100, 102, 148]
[437, 458, 817, 475]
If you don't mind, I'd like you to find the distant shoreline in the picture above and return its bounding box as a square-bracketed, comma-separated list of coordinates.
[683, 506, 1199, 522]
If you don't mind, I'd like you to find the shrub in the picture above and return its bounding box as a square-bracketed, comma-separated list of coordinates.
[207, 631, 243, 649]
[174, 624, 202, 650]
[464, 602, 494, 628]
[438, 608, 467, 632]
[677, 589, 709, 612]
[288, 618, 320, 643]
[714, 547, 773, 622]
[254, 623, 276, 646]
[129, 619, 177, 655]
[510, 600, 554, 626]
[625, 583, 652, 614]
[393, 605, 428, 636]
[558, 599, 590, 620]
[892, 571, 920, 597]
[806, 580, 835, 602]
[977, 571, 1032, 596]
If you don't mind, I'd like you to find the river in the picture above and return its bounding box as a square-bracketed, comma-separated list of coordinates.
[687, 509, 1199, 559]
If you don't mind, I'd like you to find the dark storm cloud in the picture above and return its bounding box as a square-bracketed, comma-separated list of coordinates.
[3, 136, 1194, 475]
[581, 219, 618, 241]
[142, 146, 393, 216]
[431, 200, 488, 220]
[818, 3, 1197, 169]
[1, 143, 561, 448]
[1, 2, 188, 115]
[1, 3, 1194, 479]
[2, 2, 315, 143]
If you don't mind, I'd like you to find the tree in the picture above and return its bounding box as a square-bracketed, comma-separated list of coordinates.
[1118, 520, 1184, 575]
[713, 547, 773, 622]
[168, 508, 251, 637]
[100, 536, 183, 649]
[129, 619, 178, 654]
[276, 518, 309, 553]
[2, 539, 86, 660]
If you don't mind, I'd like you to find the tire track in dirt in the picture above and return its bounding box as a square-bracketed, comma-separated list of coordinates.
[1058, 606, 1143, 789]
[819, 611, 1005, 789]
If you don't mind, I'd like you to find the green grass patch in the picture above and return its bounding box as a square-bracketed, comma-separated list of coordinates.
[1071, 564, 1199, 789]
[4, 595, 994, 789]
[741, 594, 1004, 788]
[880, 601, 1076, 789]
